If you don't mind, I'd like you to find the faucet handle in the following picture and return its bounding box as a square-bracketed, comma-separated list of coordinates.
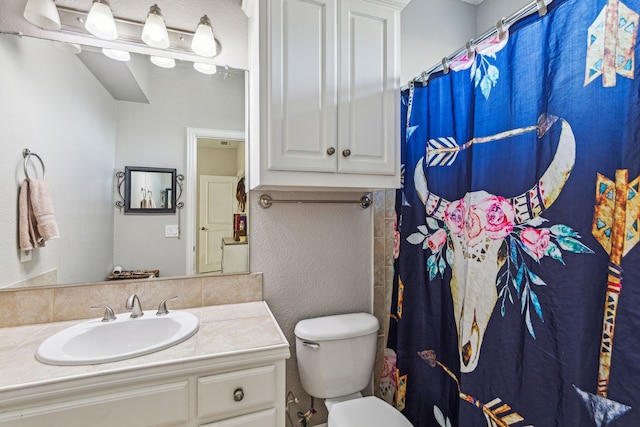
[91, 306, 117, 322]
[156, 296, 178, 316]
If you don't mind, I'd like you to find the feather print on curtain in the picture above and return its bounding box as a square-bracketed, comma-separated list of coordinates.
[382, 0, 640, 426]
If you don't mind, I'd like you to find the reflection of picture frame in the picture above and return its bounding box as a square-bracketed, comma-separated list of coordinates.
[124, 166, 177, 214]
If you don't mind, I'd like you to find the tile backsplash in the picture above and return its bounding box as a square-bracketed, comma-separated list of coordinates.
[0, 273, 262, 328]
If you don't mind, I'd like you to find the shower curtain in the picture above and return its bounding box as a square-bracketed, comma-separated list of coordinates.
[382, 0, 640, 426]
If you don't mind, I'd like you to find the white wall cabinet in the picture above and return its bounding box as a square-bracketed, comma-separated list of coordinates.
[244, 0, 410, 190]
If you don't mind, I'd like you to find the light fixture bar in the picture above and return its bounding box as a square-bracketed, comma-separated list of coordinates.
[56, 6, 220, 60]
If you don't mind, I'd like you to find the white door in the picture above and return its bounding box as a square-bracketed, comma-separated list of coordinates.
[198, 176, 236, 273]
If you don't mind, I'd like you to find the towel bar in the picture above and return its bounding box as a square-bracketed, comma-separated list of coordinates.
[259, 194, 372, 209]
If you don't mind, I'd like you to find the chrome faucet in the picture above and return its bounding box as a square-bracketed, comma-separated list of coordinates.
[125, 294, 144, 318]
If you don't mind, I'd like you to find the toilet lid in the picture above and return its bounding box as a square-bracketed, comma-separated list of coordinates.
[328, 396, 412, 427]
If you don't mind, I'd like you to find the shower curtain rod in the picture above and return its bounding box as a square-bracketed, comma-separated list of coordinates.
[402, 0, 553, 90]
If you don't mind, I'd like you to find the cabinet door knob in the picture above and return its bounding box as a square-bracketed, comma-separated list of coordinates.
[327, 147, 336, 155]
[233, 387, 244, 402]
[342, 149, 351, 157]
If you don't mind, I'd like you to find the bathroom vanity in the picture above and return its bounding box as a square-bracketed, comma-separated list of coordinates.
[0, 302, 289, 427]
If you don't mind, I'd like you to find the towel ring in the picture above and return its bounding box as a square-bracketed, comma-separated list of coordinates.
[22, 148, 46, 181]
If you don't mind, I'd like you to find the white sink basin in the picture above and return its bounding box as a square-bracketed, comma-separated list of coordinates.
[36, 310, 200, 365]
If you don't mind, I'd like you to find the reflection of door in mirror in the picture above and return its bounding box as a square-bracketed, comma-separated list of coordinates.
[195, 137, 247, 274]
[198, 176, 235, 273]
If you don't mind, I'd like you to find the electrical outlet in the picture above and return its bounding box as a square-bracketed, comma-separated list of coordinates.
[20, 249, 32, 263]
[165, 225, 179, 238]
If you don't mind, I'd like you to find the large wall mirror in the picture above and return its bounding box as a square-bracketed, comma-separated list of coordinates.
[0, 31, 248, 290]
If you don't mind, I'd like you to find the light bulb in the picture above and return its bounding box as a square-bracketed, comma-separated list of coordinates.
[150, 56, 176, 68]
[23, 0, 61, 30]
[102, 48, 130, 61]
[194, 63, 217, 75]
[85, 0, 117, 40]
[191, 15, 217, 57]
[142, 4, 169, 49]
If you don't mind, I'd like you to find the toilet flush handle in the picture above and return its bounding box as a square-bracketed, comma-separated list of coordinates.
[302, 341, 320, 350]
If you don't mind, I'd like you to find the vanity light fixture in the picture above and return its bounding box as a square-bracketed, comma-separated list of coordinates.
[23, 0, 61, 30]
[85, 0, 118, 40]
[102, 48, 131, 61]
[22, 3, 223, 66]
[150, 56, 176, 68]
[191, 15, 217, 57]
[193, 62, 217, 75]
[141, 4, 169, 49]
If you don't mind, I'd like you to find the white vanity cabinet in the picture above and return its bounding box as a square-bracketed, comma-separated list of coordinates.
[0, 360, 286, 427]
[0, 303, 289, 427]
[244, 0, 410, 190]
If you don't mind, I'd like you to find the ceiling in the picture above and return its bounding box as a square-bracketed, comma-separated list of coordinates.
[1, 0, 249, 70]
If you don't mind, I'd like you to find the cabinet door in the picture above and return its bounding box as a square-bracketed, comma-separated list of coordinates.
[268, 0, 338, 172]
[338, 0, 398, 176]
[0, 381, 188, 427]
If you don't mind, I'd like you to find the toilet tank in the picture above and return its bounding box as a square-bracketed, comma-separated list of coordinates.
[294, 313, 379, 399]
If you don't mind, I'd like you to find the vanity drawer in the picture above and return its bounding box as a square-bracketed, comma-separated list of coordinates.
[198, 365, 276, 420]
[200, 408, 276, 427]
[0, 380, 188, 427]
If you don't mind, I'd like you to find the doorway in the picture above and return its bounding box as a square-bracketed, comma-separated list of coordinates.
[185, 128, 246, 276]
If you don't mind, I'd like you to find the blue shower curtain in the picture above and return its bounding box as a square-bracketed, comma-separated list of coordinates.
[382, 0, 640, 426]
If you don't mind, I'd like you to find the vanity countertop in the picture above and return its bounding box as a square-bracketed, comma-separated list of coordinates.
[0, 301, 289, 393]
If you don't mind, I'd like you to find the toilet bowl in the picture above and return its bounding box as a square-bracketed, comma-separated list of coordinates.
[294, 313, 411, 426]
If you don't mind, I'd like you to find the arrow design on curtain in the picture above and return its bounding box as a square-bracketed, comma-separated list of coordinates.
[419, 350, 532, 427]
[584, 0, 638, 87]
[573, 169, 639, 426]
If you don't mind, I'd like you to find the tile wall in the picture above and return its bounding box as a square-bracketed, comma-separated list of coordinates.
[0, 273, 263, 328]
[372, 189, 396, 398]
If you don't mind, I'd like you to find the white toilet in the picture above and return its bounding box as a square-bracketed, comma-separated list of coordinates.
[295, 313, 412, 426]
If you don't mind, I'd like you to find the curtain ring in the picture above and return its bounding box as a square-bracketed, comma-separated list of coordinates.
[496, 18, 507, 41]
[442, 57, 450, 74]
[465, 39, 475, 57]
[536, 0, 547, 16]
[421, 70, 430, 86]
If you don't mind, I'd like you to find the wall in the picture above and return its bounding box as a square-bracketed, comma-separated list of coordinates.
[197, 147, 239, 177]
[0, 35, 116, 288]
[113, 65, 245, 278]
[477, 0, 530, 31]
[250, 190, 374, 422]
[401, 0, 477, 82]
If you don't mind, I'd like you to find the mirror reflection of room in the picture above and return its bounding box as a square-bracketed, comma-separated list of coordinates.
[0, 32, 246, 289]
